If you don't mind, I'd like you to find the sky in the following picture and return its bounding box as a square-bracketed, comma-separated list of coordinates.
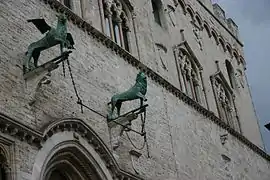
[213, 0, 270, 152]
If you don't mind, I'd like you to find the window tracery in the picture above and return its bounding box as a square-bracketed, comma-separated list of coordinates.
[175, 48, 205, 104]
[102, 0, 130, 51]
[211, 76, 241, 132]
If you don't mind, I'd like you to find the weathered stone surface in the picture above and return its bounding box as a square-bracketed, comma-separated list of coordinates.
[0, 0, 269, 179]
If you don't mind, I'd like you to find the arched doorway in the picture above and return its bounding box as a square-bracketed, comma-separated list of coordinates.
[43, 146, 103, 180]
[32, 119, 143, 180]
[0, 154, 7, 180]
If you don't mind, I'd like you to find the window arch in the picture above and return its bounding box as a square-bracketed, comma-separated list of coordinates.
[195, 13, 202, 27]
[178, 0, 186, 14]
[211, 76, 240, 132]
[186, 5, 195, 21]
[218, 37, 226, 52]
[225, 44, 232, 57]
[233, 50, 239, 63]
[211, 29, 219, 45]
[175, 48, 204, 104]
[102, 0, 131, 51]
[203, 21, 211, 37]
[225, 60, 237, 89]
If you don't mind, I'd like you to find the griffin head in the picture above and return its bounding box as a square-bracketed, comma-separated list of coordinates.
[56, 14, 67, 24]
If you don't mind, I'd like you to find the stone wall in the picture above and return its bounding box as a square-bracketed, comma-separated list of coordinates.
[0, 0, 269, 179]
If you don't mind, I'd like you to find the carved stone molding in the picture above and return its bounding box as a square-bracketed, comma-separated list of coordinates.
[0, 113, 144, 180]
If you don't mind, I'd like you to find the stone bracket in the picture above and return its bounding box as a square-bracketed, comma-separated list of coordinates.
[23, 51, 72, 80]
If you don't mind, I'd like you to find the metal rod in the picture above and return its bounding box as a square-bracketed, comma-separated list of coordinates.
[78, 101, 106, 118]
[108, 104, 148, 122]
[112, 120, 145, 136]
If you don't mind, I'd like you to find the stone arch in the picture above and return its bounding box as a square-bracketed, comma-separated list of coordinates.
[203, 21, 211, 37]
[225, 43, 233, 57]
[232, 49, 239, 63]
[186, 5, 195, 20]
[211, 28, 219, 45]
[218, 36, 226, 52]
[239, 55, 246, 69]
[32, 118, 142, 180]
[179, 47, 202, 70]
[195, 13, 202, 27]
[225, 60, 237, 89]
[178, 0, 186, 14]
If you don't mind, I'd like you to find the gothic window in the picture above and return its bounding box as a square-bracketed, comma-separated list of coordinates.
[151, 0, 162, 26]
[211, 75, 241, 132]
[175, 48, 204, 104]
[102, 0, 130, 51]
[225, 60, 236, 89]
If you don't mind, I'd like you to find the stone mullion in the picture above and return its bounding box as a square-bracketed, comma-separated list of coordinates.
[109, 15, 115, 41]
[181, 69, 188, 95]
[193, 77, 201, 103]
[199, 69, 209, 109]
[117, 20, 124, 47]
[189, 73, 197, 100]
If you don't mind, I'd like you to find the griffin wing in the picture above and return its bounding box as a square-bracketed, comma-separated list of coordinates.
[67, 33, 75, 48]
[27, 19, 51, 34]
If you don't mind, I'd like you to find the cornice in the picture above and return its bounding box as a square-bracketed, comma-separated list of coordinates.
[11, 0, 270, 164]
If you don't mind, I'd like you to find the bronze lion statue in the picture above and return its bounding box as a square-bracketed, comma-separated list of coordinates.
[108, 71, 147, 120]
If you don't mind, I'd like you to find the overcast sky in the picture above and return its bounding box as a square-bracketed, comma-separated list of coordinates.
[213, 0, 270, 152]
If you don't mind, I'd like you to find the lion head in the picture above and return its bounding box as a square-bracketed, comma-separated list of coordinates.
[136, 71, 147, 95]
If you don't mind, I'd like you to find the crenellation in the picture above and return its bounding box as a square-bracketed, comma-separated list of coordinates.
[227, 17, 240, 39]
[213, 3, 226, 24]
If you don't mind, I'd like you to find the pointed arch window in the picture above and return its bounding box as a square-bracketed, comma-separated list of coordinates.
[102, 0, 130, 51]
[225, 60, 237, 89]
[211, 74, 241, 133]
[174, 47, 206, 105]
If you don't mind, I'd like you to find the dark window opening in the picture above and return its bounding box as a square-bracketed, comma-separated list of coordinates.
[225, 60, 235, 89]
[0, 165, 6, 180]
[123, 28, 129, 51]
[151, 0, 162, 26]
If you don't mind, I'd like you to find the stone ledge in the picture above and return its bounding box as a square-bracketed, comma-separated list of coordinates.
[26, 0, 270, 163]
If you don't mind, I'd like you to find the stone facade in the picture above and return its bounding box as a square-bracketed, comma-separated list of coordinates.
[0, 0, 269, 179]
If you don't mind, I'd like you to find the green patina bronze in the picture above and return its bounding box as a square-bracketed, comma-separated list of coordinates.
[108, 71, 147, 120]
[23, 14, 75, 73]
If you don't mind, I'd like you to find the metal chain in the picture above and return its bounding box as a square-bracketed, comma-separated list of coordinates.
[62, 61, 65, 77]
[66, 59, 150, 155]
[125, 131, 146, 150]
[66, 59, 83, 113]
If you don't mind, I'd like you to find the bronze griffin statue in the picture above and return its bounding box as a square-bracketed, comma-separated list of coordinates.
[108, 71, 147, 120]
[23, 14, 75, 73]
